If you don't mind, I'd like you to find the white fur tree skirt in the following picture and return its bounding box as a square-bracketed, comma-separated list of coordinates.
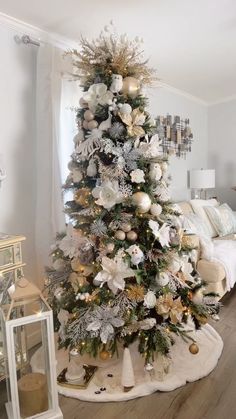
[31, 324, 223, 402]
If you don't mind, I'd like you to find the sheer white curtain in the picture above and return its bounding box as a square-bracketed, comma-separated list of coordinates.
[35, 43, 80, 282]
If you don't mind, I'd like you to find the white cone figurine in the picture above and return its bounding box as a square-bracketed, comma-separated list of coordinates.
[121, 347, 135, 392]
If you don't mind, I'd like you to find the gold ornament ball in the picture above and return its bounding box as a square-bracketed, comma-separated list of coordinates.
[115, 230, 126, 240]
[87, 120, 98, 130]
[127, 230, 138, 241]
[120, 223, 132, 233]
[121, 76, 140, 99]
[99, 350, 110, 361]
[189, 343, 199, 355]
[84, 110, 94, 121]
[83, 120, 89, 129]
[132, 192, 152, 213]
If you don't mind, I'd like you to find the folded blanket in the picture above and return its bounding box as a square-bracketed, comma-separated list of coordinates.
[212, 239, 236, 291]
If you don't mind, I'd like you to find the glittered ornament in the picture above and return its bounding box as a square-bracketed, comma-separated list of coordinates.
[74, 188, 91, 206]
[84, 109, 94, 121]
[87, 120, 98, 130]
[189, 343, 199, 354]
[132, 192, 151, 213]
[115, 230, 126, 240]
[126, 231, 138, 241]
[120, 223, 132, 233]
[106, 242, 115, 253]
[99, 350, 110, 361]
[150, 203, 162, 217]
[83, 120, 89, 130]
[121, 76, 140, 99]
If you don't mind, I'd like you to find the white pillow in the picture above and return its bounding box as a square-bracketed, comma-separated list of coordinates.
[204, 203, 236, 237]
[190, 199, 219, 238]
[182, 213, 210, 237]
[199, 235, 214, 260]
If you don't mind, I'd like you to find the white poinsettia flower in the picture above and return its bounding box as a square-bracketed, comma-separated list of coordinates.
[126, 244, 144, 265]
[83, 83, 113, 112]
[143, 290, 157, 308]
[93, 255, 135, 294]
[137, 134, 162, 158]
[153, 183, 171, 202]
[86, 305, 124, 344]
[59, 223, 92, 259]
[92, 180, 124, 209]
[139, 317, 156, 330]
[149, 220, 170, 247]
[130, 169, 145, 184]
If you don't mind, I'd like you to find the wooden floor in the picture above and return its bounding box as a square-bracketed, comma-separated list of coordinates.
[1, 287, 236, 419]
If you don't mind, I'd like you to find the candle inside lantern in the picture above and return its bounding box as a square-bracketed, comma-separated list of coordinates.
[18, 372, 48, 418]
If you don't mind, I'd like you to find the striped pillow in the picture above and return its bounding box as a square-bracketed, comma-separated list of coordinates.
[204, 203, 236, 237]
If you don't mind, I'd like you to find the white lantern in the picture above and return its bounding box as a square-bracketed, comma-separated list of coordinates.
[0, 277, 63, 419]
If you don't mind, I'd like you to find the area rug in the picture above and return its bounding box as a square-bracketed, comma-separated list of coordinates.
[31, 323, 223, 402]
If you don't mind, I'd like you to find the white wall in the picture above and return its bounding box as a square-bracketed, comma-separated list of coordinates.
[0, 23, 37, 282]
[148, 87, 208, 201]
[208, 99, 236, 210]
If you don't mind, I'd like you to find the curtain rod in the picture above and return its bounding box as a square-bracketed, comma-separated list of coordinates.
[14, 34, 40, 47]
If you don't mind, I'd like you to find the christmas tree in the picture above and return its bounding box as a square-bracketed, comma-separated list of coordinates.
[46, 24, 219, 365]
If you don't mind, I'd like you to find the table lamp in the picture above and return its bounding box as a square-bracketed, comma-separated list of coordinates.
[190, 169, 215, 199]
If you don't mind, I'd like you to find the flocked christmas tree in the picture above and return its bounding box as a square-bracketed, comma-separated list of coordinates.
[46, 24, 220, 366]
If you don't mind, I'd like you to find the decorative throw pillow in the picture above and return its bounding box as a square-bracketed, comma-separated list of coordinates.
[204, 203, 236, 237]
[190, 199, 219, 238]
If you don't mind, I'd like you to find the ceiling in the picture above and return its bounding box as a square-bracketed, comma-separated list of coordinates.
[0, 0, 236, 104]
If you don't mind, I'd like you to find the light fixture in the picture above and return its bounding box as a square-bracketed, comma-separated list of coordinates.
[189, 169, 215, 199]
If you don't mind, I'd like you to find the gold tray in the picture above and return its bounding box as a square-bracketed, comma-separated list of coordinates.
[57, 364, 98, 389]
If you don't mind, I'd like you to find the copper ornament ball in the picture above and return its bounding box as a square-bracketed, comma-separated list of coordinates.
[121, 76, 140, 99]
[189, 343, 199, 354]
[99, 350, 110, 361]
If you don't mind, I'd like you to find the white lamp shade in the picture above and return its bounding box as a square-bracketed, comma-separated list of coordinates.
[190, 169, 215, 189]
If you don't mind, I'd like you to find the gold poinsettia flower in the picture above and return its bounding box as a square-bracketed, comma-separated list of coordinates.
[118, 108, 146, 138]
[156, 293, 184, 324]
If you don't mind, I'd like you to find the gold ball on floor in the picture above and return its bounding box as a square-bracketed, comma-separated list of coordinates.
[99, 350, 110, 361]
[189, 343, 199, 354]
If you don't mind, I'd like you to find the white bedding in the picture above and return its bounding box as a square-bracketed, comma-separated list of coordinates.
[212, 239, 236, 291]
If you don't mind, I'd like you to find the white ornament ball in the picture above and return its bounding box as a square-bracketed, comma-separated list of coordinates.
[126, 230, 138, 241]
[67, 160, 77, 171]
[83, 120, 89, 129]
[156, 272, 170, 287]
[120, 223, 132, 233]
[106, 242, 115, 253]
[84, 110, 94, 121]
[115, 230, 126, 240]
[119, 103, 132, 116]
[150, 203, 162, 217]
[93, 277, 101, 286]
[132, 192, 151, 213]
